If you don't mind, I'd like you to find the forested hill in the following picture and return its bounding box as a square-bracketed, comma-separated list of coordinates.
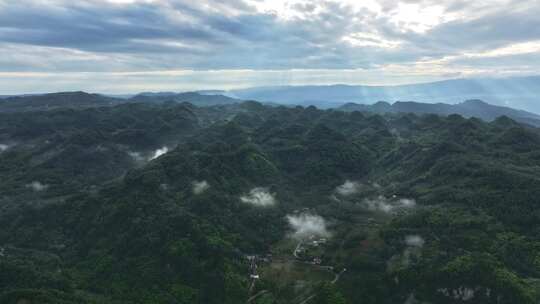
[128, 92, 242, 106]
[2, 101, 540, 303]
[0, 92, 123, 112]
[0, 91, 243, 112]
[339, 99, 540, 127]
[3, 90, 540, 128]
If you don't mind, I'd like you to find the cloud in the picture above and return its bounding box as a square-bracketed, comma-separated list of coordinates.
[128, 151, 145, 162]
[286, 213, 330, 240]
[1, 0, 540, 95]
[363, 196, 416, 213]
[150, 147, 169, 160]
[405, 235, 425, 247]
[335, 180, 362, 196]
[0, 144, 9, 152]
[26, 181, 48, 192]
[240, 187, 276, 207]
[192, 180, 210, 195]
[399, 235, 425, 268]
[129, 148, 169, 162]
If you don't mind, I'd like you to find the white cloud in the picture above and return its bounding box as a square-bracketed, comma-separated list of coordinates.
[240, 187, 276, 207]
[335, 180, 362, 196]
[129, 148, 170, 162]
[363, 196, 416, 213]
[0, 0, 540, 94]
[128, 151, 145, 162]
[106, 0, 158, 4]
[26, 181, 48, 192]
[248, 0, 382, 20]
[192, 180, 210, 195]
[342, 32, 402, 49]
[388, 2, 455, 34]
[286, 213, 330, 240]
[464, 41, 540, 59]
[398, 198, 416, 208]
[150, 147, 169, 160]
[0, 144, 9, 152]
[405, 235, 425, 247]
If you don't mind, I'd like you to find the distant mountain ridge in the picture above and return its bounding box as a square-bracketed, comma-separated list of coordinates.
[2, 89, 540, 127]
[339, 99, 540, 127]
[226, 76, 540, 113]
[128, 91, 242, 106]
[0, 91, 122, 112]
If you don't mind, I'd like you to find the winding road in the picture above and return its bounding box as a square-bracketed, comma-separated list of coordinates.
[293, 241, 303, 258]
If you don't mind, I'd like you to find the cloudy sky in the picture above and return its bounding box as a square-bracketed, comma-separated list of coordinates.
[1, 0, 540, 93]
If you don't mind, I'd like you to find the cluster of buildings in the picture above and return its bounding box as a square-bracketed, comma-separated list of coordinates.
[246, 253, 273, 280]
[295, 236, 328, 265]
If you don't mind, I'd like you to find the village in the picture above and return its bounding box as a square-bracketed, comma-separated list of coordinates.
[246, 234, 330, 280]
[244, 233, 347, 303]
[293, 235, 329, 266]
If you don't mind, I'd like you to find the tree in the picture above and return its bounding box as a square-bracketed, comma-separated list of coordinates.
[315, 283, 348, 304]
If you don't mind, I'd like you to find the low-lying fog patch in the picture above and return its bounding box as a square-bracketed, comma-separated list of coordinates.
[26, 181, 48, 192]
[363, 196, 416, 213]
[398, 235, 425, 268]
[128, 147, 170, 162]
[405, 235, 425, 247]
[240, 187, 276, 207]
[150, 147, 169, 160]
[95, 145, 109, 152]
[286, 213, 330, 241]
[128, 151, 145, 163]
[335, 180, 361, 196]
[192, 180, 210, 195]
[438, 287, 477, 301]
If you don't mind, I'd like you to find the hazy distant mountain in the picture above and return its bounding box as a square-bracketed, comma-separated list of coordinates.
[227, 76, 540, 113]
[0, 91, 122, 112]
[3, 89, 539, 128]
[129, 91, 242, 106]
[195, 90, 228, 95]
[133, 92, 178, 98]
[339, 99, 540, 127]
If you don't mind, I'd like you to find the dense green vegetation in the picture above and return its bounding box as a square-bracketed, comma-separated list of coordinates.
[1, 100, 540, 303]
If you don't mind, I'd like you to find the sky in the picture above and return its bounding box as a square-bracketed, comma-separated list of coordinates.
[1, 0, 540, 94]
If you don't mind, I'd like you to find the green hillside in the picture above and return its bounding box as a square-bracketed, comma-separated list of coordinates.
[1, 102, 540, 304]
